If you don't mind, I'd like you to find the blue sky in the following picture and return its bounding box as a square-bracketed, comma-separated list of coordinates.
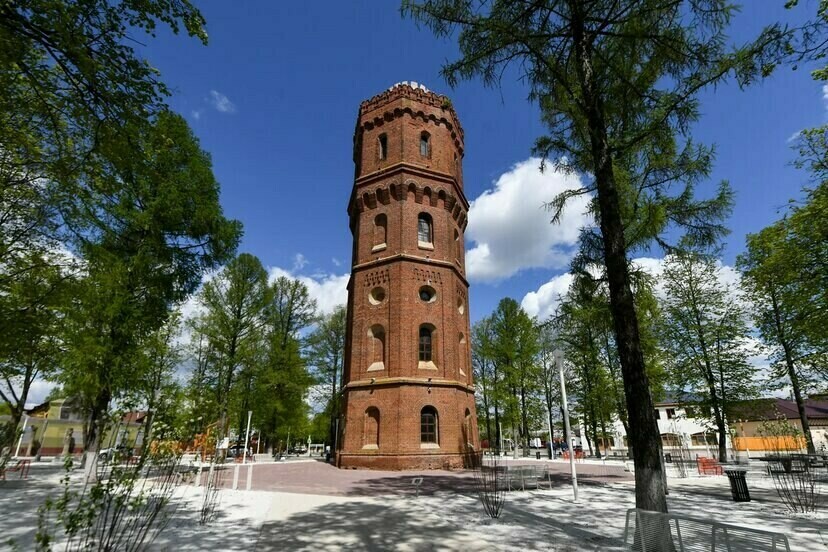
[141, 1, 821, 324]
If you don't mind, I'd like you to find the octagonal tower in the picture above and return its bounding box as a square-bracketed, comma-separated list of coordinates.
[337, 82, 478, 470]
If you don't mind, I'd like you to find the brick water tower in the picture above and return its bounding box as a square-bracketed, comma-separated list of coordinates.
[337, 82, 478, 470]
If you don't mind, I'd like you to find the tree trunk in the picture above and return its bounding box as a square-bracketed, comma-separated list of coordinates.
[771, 290, 816, 453]
[570, 4, 667, 512]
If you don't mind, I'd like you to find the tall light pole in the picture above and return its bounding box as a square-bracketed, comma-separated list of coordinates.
[555, 349, 578, 501]
[242, 410, 252, 464]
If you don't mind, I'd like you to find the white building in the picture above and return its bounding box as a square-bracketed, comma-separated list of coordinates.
[605, 399, 732, 460]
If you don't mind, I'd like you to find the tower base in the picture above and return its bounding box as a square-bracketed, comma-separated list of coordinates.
[337, 451, 475, 471]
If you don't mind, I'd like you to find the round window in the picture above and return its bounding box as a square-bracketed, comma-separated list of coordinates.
[419, 285, 437, 303]
[369, 287, 386, 305]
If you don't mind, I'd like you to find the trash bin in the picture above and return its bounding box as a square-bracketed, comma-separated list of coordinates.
[724, 468, 750, 502]
[665, 453, 672, 463]
[536, 451, 541, 460]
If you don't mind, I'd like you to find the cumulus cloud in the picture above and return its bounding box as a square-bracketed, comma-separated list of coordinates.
[522, 256, 747, 322]
[208, 90, 236, 113]
[521, 272, 574, 321]
[268, 267, 349, 316]
[465, 158, 591, 282]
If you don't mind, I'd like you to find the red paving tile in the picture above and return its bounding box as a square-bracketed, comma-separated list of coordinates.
[209, 459, 632, 496]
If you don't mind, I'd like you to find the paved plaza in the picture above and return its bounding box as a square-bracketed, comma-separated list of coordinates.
[1, 457, 825, 551]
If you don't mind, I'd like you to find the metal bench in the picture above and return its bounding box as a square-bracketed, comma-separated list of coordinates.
[623, 508, 791, 551]
[697, 456, 723, 475]
[0, 459, 31, 480]
[500, 465, 552, 491]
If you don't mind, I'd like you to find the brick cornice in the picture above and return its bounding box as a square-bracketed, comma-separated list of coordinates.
[344, 376, 475, 394]
[352, 254, 469, 288]
[353, 162, 468, 207]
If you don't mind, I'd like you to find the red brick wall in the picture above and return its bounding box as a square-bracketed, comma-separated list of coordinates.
[339, 84, 477, 470]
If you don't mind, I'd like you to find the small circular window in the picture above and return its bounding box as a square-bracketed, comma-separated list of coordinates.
[419, 285, 437, 303]
[369, 287, 386, 305]
[457, 297, 465, 314]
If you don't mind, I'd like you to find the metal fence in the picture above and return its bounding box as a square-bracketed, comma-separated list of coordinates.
[623, 508, 791, 552]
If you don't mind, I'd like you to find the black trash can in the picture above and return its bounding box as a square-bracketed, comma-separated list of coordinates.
[724, 468, 750, 502]
[536, 451, 541, 460]
[665, 453, 672, 463]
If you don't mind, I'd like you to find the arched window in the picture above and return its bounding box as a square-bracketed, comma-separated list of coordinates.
[417, 213, 432, 245]
[463, 408, 472, 443]
[420, 131, 430, 157]
[418, 325, 433, 362]
[453, 228, 461, 261]
[373, 213, 387, 249]
[378, 133, 388, 160]
[458, 332, 467, 375]
[421, 406, 438, 444]
[368, 325, 385, 371]
[364, 407, 380, 448]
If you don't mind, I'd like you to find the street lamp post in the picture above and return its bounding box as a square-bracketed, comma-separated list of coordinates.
[242, 411, 252, 464]
[555, 349, 578, 502]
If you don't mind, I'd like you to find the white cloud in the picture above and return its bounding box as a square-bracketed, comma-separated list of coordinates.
[522, 255, 747, 322]
[208, 90, 236, 113]
[521, 272, 573, 320]
[465, 158, 591, 282]
[787, 130, 801, 144]
[23, 379, 56, 409]
[191, 109, 203, 121]
[268, 267, 348, 316]
[331, 257, 342, 267]
[292, 253, 308, 271]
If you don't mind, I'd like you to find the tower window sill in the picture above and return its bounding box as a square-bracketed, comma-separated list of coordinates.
[417, 241, 434, 251]
[418, 361, 438, 371]
[420, 443, 440, 449]
[362, 444, 379, 450]
[367, 362, 385, 372]
[372, 243, 387, 252]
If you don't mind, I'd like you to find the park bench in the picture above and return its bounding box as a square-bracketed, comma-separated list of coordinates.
[697, 456, 723, 475]
[623, 508, 791, 551]
[501, 465, 552, 491]
[0, 459, 31, 480]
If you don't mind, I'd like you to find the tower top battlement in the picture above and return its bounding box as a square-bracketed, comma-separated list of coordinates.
[357, 82, 464, 144]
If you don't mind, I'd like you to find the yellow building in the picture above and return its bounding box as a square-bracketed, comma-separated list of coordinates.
[729, 397, 828, 456]
[18, 398, 145, 457]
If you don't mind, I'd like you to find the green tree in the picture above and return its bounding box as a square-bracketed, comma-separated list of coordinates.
[661, 252, 756, 462]
[131, 312, 183, 453]
[472, 317, 498, 447]
[0, 1, 210, 293]
[195, 253, 269, 440]
[60, 111, 239, 456]
[404, 0, 781, 511]
[489, 298, 540, 455]
[306, 305, 347, 446]
[0, 250, 71, 451]
[253, 276, 317, 450]
[738, 224, 823, 453]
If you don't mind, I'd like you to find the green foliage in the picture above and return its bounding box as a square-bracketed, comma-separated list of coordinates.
[738, 216, 825, 452]
[480, 298, 540, 451]
[660, 251, 756, 460]
[404, 0, 784, 510]
[187, 260, 318, 450]
[35, 443, 185, 551]
[0, 249, 71, 447]
[306, 305, 347, 444]
[58, 113, 240, 453]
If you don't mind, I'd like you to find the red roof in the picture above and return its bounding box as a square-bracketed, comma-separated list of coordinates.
[729, 398, 828, 421]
